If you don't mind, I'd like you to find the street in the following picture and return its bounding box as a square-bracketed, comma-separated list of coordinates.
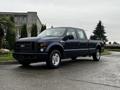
[0, 52, 120, 90]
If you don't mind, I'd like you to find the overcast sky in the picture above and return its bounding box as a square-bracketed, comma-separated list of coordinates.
[0, 0, 120, 42]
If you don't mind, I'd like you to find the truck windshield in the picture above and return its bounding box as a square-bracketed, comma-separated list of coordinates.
[37, 28, 66, 37]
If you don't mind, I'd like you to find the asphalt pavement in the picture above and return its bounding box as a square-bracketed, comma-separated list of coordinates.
[0, 52, 120, 90]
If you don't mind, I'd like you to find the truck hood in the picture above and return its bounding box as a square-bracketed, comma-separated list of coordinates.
[17, 37, 62, 42]
[17, 37, 40, 42]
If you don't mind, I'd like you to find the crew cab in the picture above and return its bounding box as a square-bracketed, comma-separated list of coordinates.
[13, 27, 104, 68]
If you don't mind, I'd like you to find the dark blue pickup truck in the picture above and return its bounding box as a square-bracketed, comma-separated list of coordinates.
[13, 27, 104, 68]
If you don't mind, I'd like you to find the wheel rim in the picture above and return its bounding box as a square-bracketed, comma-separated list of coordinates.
[52, 53, 60, 66]
[96, 50, 100, 60]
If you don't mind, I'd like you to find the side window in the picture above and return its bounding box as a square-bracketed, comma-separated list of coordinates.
[66, 29, 77, 39]
[77, 30, 86, 39]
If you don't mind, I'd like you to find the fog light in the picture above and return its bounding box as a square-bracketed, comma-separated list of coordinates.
[40, 48, 44, 52]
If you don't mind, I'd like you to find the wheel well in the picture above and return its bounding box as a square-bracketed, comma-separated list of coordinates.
[48, 45, 64, 56]
[96, 45, 101, 52]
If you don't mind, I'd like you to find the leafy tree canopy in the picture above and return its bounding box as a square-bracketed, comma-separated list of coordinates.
[0, 16, 15, 49]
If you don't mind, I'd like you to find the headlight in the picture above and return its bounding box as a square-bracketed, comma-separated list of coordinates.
[41, 43, 47, 47]
[38, 43, 47, 52]
[39, 43, 47, 48]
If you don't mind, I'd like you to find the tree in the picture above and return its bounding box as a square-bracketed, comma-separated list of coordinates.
[6, 26, 16, 49]
[41, 24, 46, 32]
[10, 16, 15, 23]
[21, 24, 27, 38]
[90, 21, 107, 42]
[6, 16, 16, 49]
[0, 16, 16, 49]
[113, 41, 119, 45]
[31, 24, 37, 37]
[109, 42, 111, 45]
[0, 24, 4, 49]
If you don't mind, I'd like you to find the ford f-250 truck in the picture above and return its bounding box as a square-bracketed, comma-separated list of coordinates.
[13, 27, 104, 68]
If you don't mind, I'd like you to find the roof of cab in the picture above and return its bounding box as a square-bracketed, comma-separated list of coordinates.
[52, 27, 84, 31]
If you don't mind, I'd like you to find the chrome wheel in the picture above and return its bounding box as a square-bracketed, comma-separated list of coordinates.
[93, 49, 101, 61]
[96, 50, 100, 60]
[52, 53, 60, 66]
[46, 50, 61, 68]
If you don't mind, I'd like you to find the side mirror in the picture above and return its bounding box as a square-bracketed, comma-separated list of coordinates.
[63, 35, 74, 41]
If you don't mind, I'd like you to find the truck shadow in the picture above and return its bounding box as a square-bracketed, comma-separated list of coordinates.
[18, 58, 102, 70]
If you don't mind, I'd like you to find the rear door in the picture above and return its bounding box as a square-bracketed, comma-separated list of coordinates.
[64, 28, 80, 57]
[76, 29, 89, 55]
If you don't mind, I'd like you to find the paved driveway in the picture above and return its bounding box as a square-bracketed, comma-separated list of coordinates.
[0, 52, 120, 90]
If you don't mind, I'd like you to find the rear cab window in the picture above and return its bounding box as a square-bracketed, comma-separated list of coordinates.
[77, 29, 87, 40]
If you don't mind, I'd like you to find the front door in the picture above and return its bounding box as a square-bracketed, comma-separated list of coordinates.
[63, 28, 79, 57]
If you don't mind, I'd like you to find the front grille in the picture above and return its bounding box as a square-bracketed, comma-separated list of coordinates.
[15, 42, 35, 52]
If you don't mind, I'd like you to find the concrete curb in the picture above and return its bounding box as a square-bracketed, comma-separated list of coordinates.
[0, 61, 18, 65]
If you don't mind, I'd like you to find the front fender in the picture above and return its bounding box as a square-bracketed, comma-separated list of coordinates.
[45, 42, 64, 52]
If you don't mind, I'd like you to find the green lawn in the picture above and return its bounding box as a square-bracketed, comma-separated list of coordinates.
[0, 52, 15, 62]
[101, 49, 111, 55]
[101, 48, 120, 56]
[107, 49, 120, 52]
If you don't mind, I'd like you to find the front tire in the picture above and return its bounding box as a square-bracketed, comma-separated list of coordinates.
[71, 57, 77, 60]
[92, 49, 101, 61]
[19, 61, 30, 67]
[46, 50, 61, 68]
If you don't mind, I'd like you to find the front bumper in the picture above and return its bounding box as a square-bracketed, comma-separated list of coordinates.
[13, 52, 48, 62]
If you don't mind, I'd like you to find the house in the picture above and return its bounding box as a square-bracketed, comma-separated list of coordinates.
[0, 11, 42, 39]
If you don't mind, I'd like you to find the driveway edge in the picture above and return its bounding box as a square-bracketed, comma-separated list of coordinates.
[0, 61, 18, 65]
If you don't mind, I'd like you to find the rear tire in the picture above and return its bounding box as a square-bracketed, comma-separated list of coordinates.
[46, 50, 61, 69]
[92, 49, 101, 61]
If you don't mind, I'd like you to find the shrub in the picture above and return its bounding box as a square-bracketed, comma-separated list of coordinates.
[41, 24, 46, 32]
[21, 24, 27, 38]
[105, 45, 120, 49]
[31, 24, 37, 37]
